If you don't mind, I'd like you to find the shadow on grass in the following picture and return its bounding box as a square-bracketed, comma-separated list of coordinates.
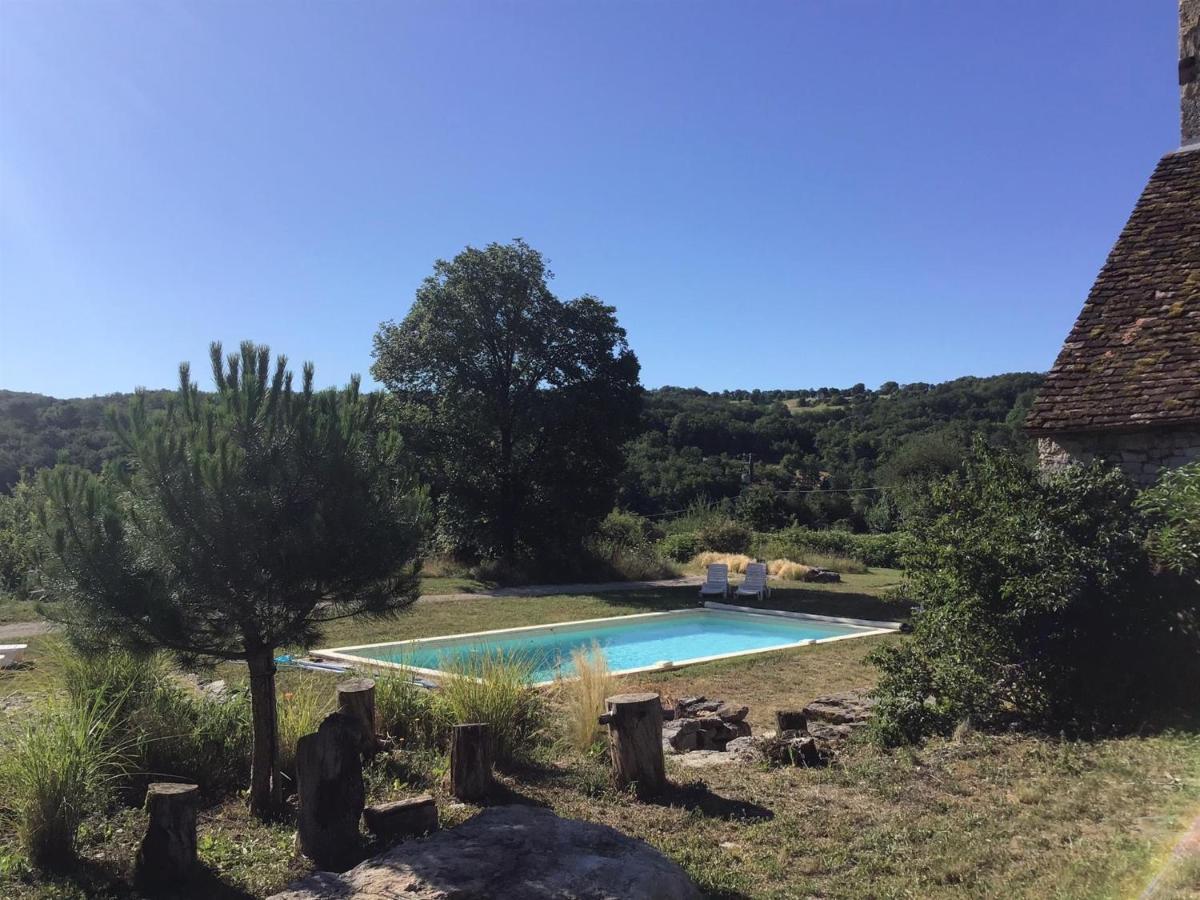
[651, 779, 774, 822]
[26, 857, 257, 900]
[595, 584, 911, 623]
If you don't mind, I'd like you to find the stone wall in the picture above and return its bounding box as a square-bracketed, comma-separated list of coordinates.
[1037, 427, 1200, 486]
[1183, 0, 1200, 145]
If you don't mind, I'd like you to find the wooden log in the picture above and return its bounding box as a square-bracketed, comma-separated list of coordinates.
[448, 723, 493, 802]
[363, 794, 439, 843]
[604, 692, 667, 798]
[337, 677, 379, 756]
[135, 782, 199, 887]
[774, 710, 808, 734]
[296, 712, 366, 872]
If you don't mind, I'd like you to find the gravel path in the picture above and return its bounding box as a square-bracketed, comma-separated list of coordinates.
[0, 577, 703, 638]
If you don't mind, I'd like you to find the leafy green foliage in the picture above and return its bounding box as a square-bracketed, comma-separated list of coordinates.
[375, 673, 448, 751]
[0, 476, 41, 596]
[620, 375, 1042, 528]
[870, 447, 1192, 745]
[32, 341, 424, 816]
[762, 527, 903, 567]
[659, 531, 701, 563]
[1139, 461, 1200, 582]
[695, 518, 753, 554]
[372, 240, 642, 569]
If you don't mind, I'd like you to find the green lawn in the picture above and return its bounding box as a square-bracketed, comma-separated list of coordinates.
[2, 572, 1197, 899]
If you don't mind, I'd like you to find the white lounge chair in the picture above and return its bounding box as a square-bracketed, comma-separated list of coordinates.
[736, 562, 771, 601]
[699, 563, 731, 598]
[0, 644, 28, 669]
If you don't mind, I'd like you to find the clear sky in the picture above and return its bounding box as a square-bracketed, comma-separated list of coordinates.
[0, 1, 1184, 398]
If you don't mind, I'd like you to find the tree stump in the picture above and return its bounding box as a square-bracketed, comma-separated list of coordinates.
[363, 794, 439, 844]
[774, 710, 808, 734]
[603, 693, 667, 798]
[448, 723, 493, 802]
[135, 782, 199, 887]
[337, 677, 379, 756]
[296, 712, 366, 872]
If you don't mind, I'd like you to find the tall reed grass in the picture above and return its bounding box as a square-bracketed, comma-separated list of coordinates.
[375, 671, 447, 751]
[438, 650, 542, 763]
[0, 696, 134, 870]
[692, 552, 755, 574]
[556, 641, 613, 752]
[276, 673, 335, 788]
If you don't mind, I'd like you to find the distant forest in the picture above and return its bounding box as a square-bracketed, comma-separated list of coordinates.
[0, 372, 1043, 532]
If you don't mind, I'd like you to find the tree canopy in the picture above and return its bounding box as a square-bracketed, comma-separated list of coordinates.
[35, 342, 424, 816]
[371, 239, 642, 566]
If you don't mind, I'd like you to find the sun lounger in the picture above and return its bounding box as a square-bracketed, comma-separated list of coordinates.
[736, 562, 771, 601]
[698, 563, 732, 598]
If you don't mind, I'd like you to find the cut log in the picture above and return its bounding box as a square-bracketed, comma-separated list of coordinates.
[135, 782, 199, 887]
[337, 677, 379, 756]
[363, 794, 439, 843]
[774, 710, 808, 733]
[605, 692, 667, 798]
[449, 723, 493, 802]
[296, 712, 366, 872]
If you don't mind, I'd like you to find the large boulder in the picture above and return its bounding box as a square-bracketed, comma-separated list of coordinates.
[270, 805, 701, 900]
[802, 692, 876, 726]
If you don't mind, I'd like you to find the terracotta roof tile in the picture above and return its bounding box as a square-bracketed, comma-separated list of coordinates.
[1026, 148, 1200, 433]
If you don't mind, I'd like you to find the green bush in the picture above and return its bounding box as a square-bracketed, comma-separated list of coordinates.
[1139, 461, 1200, 582]
[0, 698, 133, 870]
[696, 518, 752, 554]
[438, 651, 544, 763]
[658, 532, 700, 563]
[763, 527, 903, 568]
[869, 447, 1192, 746]
[594, 510, 662, 549]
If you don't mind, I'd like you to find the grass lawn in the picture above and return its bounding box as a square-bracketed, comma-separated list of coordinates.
[2, 571, 1197, 899]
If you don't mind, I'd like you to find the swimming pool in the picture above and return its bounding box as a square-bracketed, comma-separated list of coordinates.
[314, 602, 900, 684]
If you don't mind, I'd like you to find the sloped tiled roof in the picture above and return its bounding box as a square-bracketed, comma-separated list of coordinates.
[1026, 146, 1200, 434]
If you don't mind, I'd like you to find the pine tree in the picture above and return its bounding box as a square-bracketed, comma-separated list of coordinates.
[36, 341, 424, 817]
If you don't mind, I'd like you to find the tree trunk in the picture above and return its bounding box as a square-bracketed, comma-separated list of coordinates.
[246, 646, 282, 819]
[135, 782, 199, 887]
[337, 678, 378, 757]
[604, 692, 667, 798]
[449, 723, 493, 801]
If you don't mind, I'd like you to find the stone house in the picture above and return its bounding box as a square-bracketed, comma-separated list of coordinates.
[1025, 1, 1200, 485]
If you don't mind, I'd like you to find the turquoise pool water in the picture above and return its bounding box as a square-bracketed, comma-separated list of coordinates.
[325, 609, 882, 682]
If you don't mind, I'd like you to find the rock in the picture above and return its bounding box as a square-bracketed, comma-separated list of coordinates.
[363, 795, 438, 844]
[804, 568, 841, 583]
[671, 749, 741, 769]
[803, 692, 876, 726]
[806, 721, 855, 744]
[667, 716, 739, 752]
[270, 805, 702, 900]
[760, 735, 824, 768]
[716, 704, 749, 723]
[774, 710, 808, 733]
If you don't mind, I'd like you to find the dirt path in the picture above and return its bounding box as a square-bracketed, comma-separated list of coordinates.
[0, 578, 703, 639]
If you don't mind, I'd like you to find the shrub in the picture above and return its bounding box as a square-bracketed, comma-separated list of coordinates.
[375, 672, 447, 751]
[763, 527, 903, 568]
[594, 510, 663, 549]
[132, 682, 251, 797]
[438, 651, 544, 763]
[696, 518, 752, 554]
[692, 552, 755, 574]
[0, 698, 133, 870]
[1139, 461, 1200, 582]
[794, 552, 868, 575]
[556, 642, 614, 753]
[870, 447, 1191, 745]
[659, 532, 700, 563]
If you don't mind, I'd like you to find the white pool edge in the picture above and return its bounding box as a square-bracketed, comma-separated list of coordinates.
[313, 604, 901, 686]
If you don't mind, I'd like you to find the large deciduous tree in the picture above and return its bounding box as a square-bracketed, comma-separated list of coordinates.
[35, 342, 424, 817]
[371, 240, 641, 567]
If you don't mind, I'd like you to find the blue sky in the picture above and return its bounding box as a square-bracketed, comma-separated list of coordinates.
[0, 1, 1184, 397]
